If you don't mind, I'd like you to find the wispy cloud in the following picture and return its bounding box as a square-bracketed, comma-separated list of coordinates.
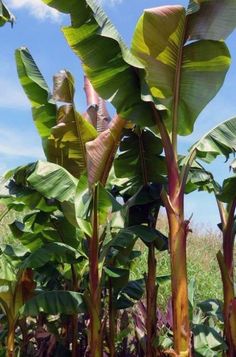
[99, 0, 123, 6]
[0, 77, 28, 109]
[7, 0, 61, 22]
[0, 127, 44, 159]
[105, 0, 123, 4]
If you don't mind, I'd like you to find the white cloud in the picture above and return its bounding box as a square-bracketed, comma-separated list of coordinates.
[7, 0, 61, 22]
[98, 0, 123, 6]
[0, 77, 28, 110]
[0, 127, 44, 159]
[104, 0, 122, 4]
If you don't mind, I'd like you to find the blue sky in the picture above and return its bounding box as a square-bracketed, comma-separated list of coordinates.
[0, 0, 236, 228]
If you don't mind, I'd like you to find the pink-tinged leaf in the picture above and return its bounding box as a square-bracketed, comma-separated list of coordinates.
[187, 0, 236, 41]
[86, 115, 125, 185]
[53, 70, 75, 103]
[84, 76, 111, 132]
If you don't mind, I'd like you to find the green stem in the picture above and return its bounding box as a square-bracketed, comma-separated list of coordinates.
[88, 185, 102, 357]
[7, 320, 15, 357]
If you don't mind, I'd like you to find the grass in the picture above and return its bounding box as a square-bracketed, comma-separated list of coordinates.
[0, 206, 232, 309]
[131, 215, 225, 310]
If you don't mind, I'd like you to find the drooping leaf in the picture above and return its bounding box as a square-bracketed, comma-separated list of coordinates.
[86, 115, 125, 185]
[103, 267, 129, 289]
[217, 176, 236, 203]
[190, 117, 236, 163]
[83, 76, 111, 132]
[75, 176, 122, 235]
[16, 49, 98, 178]
[114, 128, 165, 195]
[131, 5, 231, 135]
[49, 70, 98, 178]
[193, 324, 227, 356]
[127, 225, 168, 251]
[0, 244, 29, 259]
[179, 157, 218, 194]
[116, 279, 145, 310]
[53, 70, 75, 103]
[187, 0, 236, 41]
[20, 242, 79, 269]
[42, 0, 154, 127]
[197, 299, 223, 322]
[15, 47, 57, 157]
[11, 161, 78, 226]
[20, 291, 85, 316]
[48, 104, 98, 178]
[26, 161, 77, 205]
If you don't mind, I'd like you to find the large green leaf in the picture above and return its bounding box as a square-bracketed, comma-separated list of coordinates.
[193, 324, 227, 356]
[21, 242, 79, 269]
[16, 49, 98, 178]
[114, 128, 165, 195]
[75, 176, 121, 235]
[15, 48, 57, 157]
[190, 117, 236, 163]
[20, 291, 85, 316]
[131, 5, 231, 135]
[188, 0, 236, 41]
[49, 70, 98, 178]
[217, 176, 236, 203]
[179, 157, 218, 194]
[127, 225, 168, 251]
[42, 0, 154, 127]
[116, 279, 145, 310]
[11, 161, 78, 226]
[0, 1, 14, 27]
[26, 161, 77, 204]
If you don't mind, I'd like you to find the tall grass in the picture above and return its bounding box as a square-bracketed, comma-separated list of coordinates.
[131, 215, 225, 310]
[0, 206, 232, 307]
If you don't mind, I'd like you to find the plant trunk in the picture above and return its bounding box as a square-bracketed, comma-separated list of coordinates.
[154, 106, 191, 356]
[146, 243, 157, 357]
[71, 315, 78, 357]
[109, 280, 116, 357]
[71, 264, 78, 357]
[19, 318, 28, 354]
[217, 252, 236, 357]
[167, 206, 191, 357]
[7, 321, 15, 357]
[88, 186, 102, 357]
[217, 200, 236, 357]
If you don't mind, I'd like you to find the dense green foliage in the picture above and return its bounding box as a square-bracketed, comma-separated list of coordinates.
[0, 0, 236, 356]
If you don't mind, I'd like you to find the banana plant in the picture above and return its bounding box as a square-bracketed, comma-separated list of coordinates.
[15, 46, 128, 356]
[114, 127, 167, 356]
[216, 177, 236, 357]
[0, 244, 35, 357]
[183, 117, 236, 356]
[0, 165, 87, 356]
[41, 0, 236, 355]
